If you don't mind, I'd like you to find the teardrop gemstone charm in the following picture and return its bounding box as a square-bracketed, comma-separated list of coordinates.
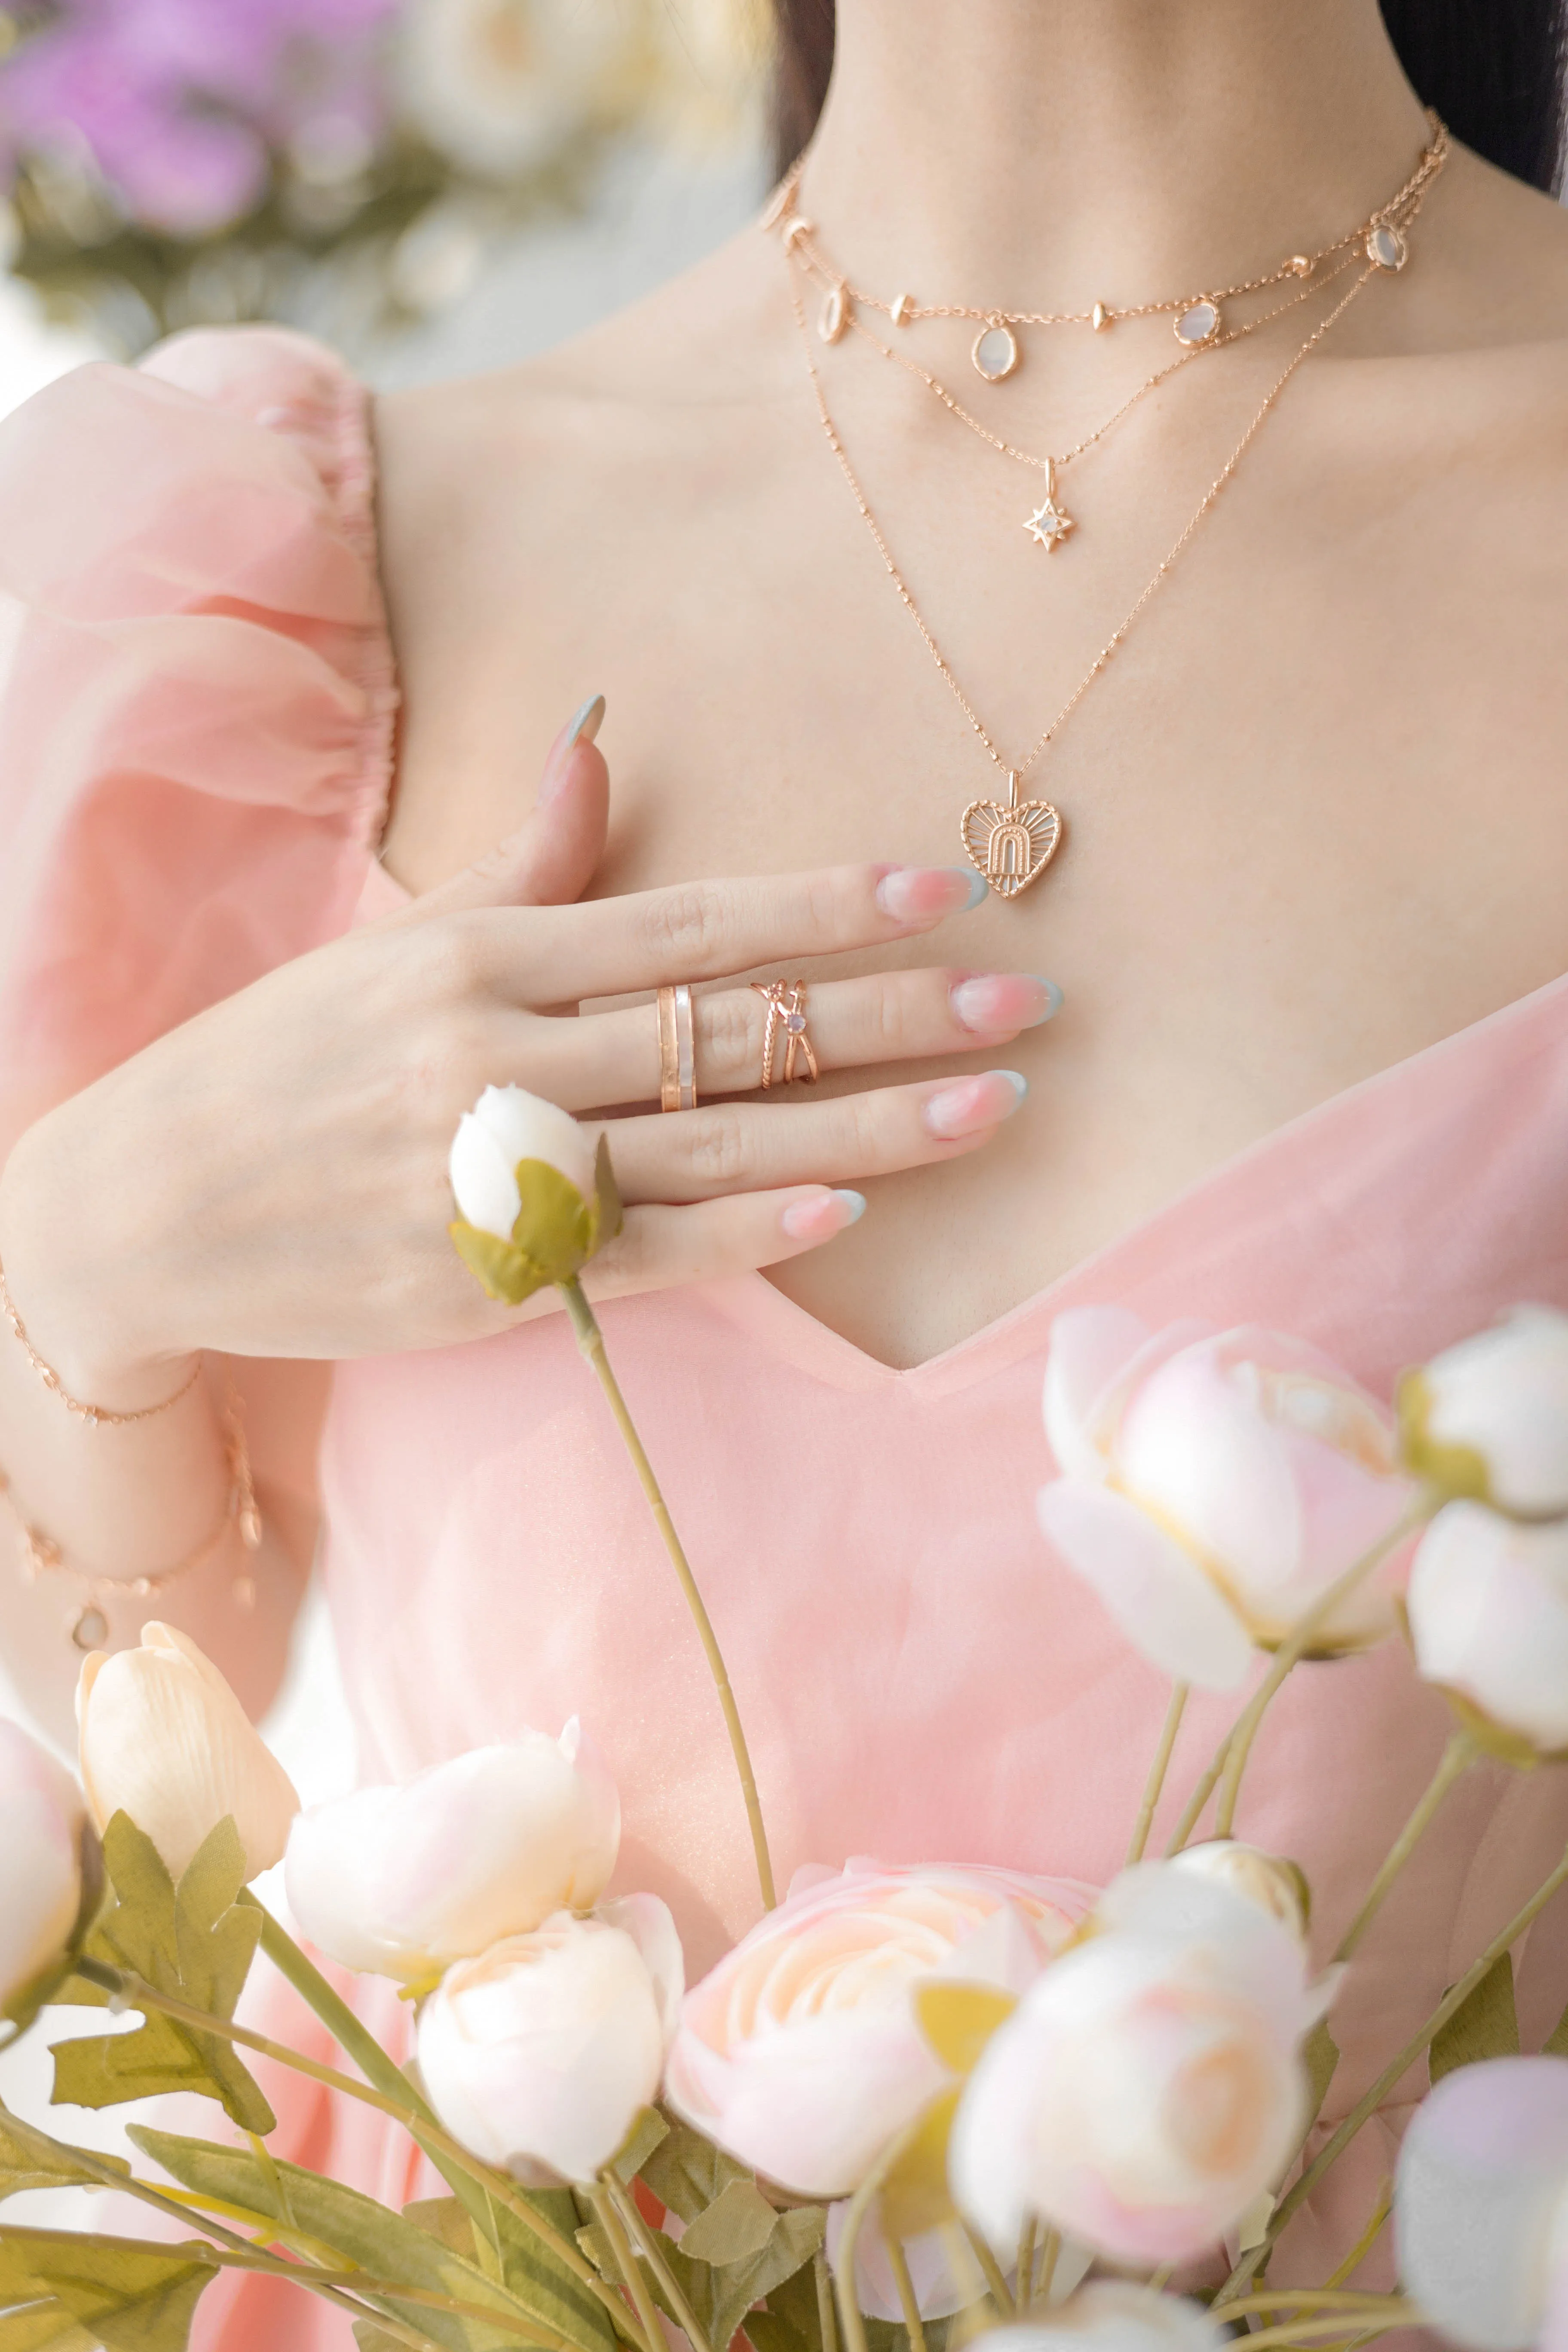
[1174, 299, 1221, 346]
[1367, 221, 1407, 271]
[972, 322, 1020, 382]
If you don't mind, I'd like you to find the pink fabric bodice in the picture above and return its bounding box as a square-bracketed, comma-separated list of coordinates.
[1, 330, 1565, 2337]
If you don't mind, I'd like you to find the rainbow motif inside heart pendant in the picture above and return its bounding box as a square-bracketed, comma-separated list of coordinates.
[961, 791, 1063, 898]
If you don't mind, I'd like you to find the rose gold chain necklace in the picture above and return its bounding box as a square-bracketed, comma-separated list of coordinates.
[787, 256, 1379, 900]
[768, 115, 1446, 382]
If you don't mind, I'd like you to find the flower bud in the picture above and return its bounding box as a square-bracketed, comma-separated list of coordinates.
[1395, 2055, 1568, 2351]
[285, 1724, 620, 1984]
[1166, 1841, 1309, 1938]
[416, 1897, 683, 2186]
[1402, 1307, 1568, 1519]
[0, 1720, 91, 2020]
[77, 1623, 298, 1882]
[1406, 1501, 1568, 1757]
[977, 2285, 1225, 2352]
[448, 1084, 619, 1304]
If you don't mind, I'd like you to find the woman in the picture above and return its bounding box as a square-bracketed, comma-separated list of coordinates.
[1, 0, 1567, 2328]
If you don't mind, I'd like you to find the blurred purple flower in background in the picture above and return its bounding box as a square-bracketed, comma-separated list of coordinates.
[0, 0, 401, 236]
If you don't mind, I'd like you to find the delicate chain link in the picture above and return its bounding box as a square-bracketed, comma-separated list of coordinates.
[776, 116, 1446, 329]
[788, 255, 1379, 783]
[0, 1251, 202, 1425]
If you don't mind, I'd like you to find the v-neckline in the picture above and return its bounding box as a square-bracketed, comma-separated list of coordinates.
[740, 963, 1568, 1390]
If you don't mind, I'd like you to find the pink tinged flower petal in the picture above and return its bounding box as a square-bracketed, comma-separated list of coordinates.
[1043, 1307, 1152, 1480]
[1037, 1479, 1253, 1690]
[1407, 1503, 1568, 1752]
[597, 1893, 684, 2049]
[449, 1111, 523, 1240]
[1396, 2056, 1568, 2350]
[0, 1722, 85, 2007]
[1115, 1346, 1304, 1598]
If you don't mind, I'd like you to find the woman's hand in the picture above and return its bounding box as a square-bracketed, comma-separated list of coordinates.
[0, 708, 1054, 1400]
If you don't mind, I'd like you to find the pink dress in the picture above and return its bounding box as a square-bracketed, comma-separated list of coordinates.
[1, 329, 1565, 2344]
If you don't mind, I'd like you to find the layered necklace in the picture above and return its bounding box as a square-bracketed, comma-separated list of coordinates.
[767, 116, 1449, 900]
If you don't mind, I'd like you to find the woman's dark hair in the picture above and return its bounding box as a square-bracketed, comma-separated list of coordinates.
[772, 0, 1567, 196]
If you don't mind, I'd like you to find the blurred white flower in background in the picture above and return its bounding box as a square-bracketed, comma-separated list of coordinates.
[399, 0, 636, 176]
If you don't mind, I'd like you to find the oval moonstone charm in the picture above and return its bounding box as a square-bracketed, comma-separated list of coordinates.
[1174, 299, 1221, 346]
[818, 283, 849, 343]
[972, 322, 1020, 382]
[1367, 221, 1407, 271]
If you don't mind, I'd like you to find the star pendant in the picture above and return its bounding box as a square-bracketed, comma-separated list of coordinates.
[1023, 494, 1075, 551]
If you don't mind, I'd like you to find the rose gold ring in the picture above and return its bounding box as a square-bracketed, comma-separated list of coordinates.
[656, 984, 697, 1113]
[751, 980, 819, 1090]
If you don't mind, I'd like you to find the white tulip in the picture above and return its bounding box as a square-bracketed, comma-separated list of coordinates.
[0, 1720, 89, 2016]
[77, 1623, 298, 1882]
[977, 2285, 1226, 2352]
[1167, 1841, 1309, 1938]
[1406, 1306, 1568, 1518]
[416, 1898, 684, 2186]
[449, 1083, 597, 1242]
[286, 1726, 620, 1985]
[1395, 2055, 1568, 2351]
[952, 1865, 1330, 2268]
[1407, 1501, 1568, 1755]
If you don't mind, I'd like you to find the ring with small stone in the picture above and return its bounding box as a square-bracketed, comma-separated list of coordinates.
[751, 980, 819, 1090]
[656, 983, 697, 1112]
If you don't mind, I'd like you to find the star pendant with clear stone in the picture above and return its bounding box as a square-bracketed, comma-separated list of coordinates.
[1023, 495, 1075, 551]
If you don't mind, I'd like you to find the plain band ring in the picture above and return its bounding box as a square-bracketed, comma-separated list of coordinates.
[657, 983, 697, 1112]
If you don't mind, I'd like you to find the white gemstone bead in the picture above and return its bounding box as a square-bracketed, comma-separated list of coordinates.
[1174, 300, 1220, 346]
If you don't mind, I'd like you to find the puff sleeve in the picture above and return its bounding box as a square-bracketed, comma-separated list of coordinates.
[0, 324, 398, 1158]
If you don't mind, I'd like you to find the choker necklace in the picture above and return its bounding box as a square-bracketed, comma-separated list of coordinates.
[779, 122, 1448, 900]
[767, 116, 1446, 381]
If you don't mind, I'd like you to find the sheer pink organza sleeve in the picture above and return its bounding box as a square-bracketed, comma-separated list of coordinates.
[0, 323, 396, 1159]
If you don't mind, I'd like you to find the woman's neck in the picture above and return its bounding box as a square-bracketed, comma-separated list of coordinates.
[799, 0, 1430, 309]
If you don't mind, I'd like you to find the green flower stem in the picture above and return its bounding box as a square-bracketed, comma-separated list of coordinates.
[886, 2233, 928, 2352]
[591, 2180, 664, 2352]
[1218, 2290, 1411, 2321]
[561, 1275, 776, 1912]
[1220, 2307, 1418, 2352]
[814, 2248, 840, 2352]
[832, 2117, 925, 2352]
[606, 2174, 713, 2352]
[1032, 2226, 1060, 2305]
[1126, 1683, 1189, 1865]
[1334, 1735, 1476, 1963]
[241, 1895, 438, 2124]
[1320, 2180, 1394, 2288]
[1014, 2219, 1036, 2309]
[1170, 1498, 1432, 1854]
[962, 2222, 1013, 2318]
[71, 1957, 651, 2352]
[1216, 1835, 1568, 2304]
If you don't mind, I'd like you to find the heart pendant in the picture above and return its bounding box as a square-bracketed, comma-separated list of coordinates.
[961, 787, 1063, 899]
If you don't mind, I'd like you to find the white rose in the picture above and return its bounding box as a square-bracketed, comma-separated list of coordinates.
[1395, 2055, 1568, 2352]
[417, 1896, 683, 2186]
[977, 2285, 1226, 2352]
[951, 1865, 1330, 2267]
[1403, 1307, 1568, 1519]
[449, 1082, 597, 1240]
[0, 1720, 90, 2017]
[77, 1623, 298, 1882]
[1038, 1311, 1413, 1692]
[1406, 1501, 1568, 1755]
[285, 1724, 620, 1985]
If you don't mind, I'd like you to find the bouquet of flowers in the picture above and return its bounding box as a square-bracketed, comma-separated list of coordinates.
[0, 0, 768, 351]
[3, 1082, 1567, 2352]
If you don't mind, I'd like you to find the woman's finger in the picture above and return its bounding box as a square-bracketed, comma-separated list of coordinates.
[596, 1068, 1029, 1204]
[583, 1184, 869, 1299]
[509, 968, 1061, 1110]
[469, 861, 988, 1005]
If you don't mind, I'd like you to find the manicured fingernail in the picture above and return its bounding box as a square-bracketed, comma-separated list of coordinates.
[876, 866, 988, 924]
[951, 974, 1063, 1033]
[540, 694, 606, 801]
[922, 1070, 1027, 1140]
[781, 1188, 867, 1241]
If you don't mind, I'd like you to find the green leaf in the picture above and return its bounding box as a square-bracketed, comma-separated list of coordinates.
[50, 1817, 272, 2135]
[639, 2118, 753, 2225]
[677, 2180, 780, 2268]
[129, 2128, 608, 2352]
[0, 2300, 100, 2352]
[655, 2207, 825, 2352]
[610, 2108, 668, 2189]
[448, 1222, 549, 1309]
[0, 2228, 216, 2352]
[1303, 2017, 1340, 2117]
[1430, 1953, 1519, 2082]
[1544, 1993, 1568, 2058]
[0, 2116, 130, 2202]
[511, 1162, 594, 1286]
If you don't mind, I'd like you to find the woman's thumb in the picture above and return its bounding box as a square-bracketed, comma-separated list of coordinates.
[407, 694, 610, 918]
